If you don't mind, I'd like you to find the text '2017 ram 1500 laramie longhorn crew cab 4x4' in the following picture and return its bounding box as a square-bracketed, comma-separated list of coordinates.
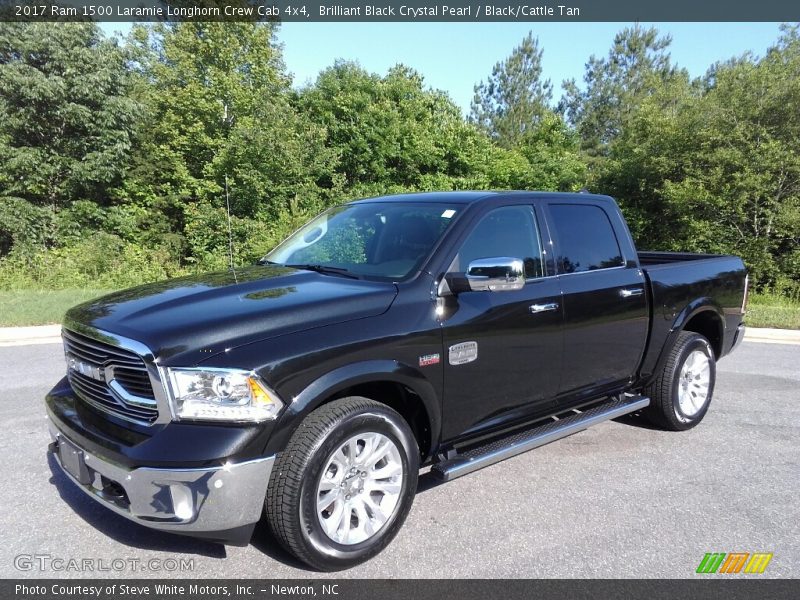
[47, 192, 748, 570]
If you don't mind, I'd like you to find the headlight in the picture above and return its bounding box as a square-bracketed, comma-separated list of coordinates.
[166, 368, 284, 422]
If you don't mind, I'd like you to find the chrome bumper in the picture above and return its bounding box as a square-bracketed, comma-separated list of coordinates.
[48, 423, 274, 540]
[731, 323, 746, 352]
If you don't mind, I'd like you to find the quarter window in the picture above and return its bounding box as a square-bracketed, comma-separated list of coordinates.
[549, 204, 624, 273]
[452, 205, 545, 279]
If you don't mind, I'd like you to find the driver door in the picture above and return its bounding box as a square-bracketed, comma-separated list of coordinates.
[439, 204, 564, 441]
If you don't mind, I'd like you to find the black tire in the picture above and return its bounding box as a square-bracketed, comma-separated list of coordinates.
[265, 397, 419, 571]
[643, 331, 716, 431]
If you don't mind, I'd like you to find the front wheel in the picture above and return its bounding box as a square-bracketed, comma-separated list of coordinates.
[265, 397, 419, 571]
[644, 331, 717, 431]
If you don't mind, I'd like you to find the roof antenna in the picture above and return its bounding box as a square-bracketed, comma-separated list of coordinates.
[579, 187, 590, 194]
[222, 100, 236, 279]
[225, 174, 235, 274]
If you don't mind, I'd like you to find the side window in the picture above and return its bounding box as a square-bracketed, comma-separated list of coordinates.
[452, 205, 545, 279]
[549, 204, 624, 273]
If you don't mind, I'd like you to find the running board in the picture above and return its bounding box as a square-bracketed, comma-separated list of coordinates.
[431, 394, 650, 482]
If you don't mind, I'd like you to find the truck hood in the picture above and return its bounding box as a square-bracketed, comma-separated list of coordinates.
[64, 265, 398, 365]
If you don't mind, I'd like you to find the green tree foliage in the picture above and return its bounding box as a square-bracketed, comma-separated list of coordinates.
[0, 23, 797, 297]
[515, 113, 586, 191]
[470, 33, 552, 148]
[125, 23, 337, 222]
[467, 33, 585, 190]
[561, 25, 680, 156]
[597, 25, 800, 293]
[300, 61, 469, 191]
[0, 23, 138, 209]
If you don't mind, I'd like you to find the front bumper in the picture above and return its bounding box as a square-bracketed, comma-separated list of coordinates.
[48, 422, 274, 545]
[731, 323, 746, 353]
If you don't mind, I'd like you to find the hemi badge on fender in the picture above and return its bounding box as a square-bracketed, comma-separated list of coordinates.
[449, 341, 478, 365]
[419, 353, 440, 367]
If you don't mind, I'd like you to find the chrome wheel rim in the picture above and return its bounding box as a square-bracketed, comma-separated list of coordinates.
[316, 432, 404, 545]
[678, 349, 711, 416]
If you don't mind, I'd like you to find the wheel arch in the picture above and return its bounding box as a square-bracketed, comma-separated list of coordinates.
[264, 360, 440, 462]
[644, 299, 725, 387]
[681, 308, 724, 359]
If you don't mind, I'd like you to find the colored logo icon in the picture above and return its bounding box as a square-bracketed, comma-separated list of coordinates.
[696, 552, 773, 574]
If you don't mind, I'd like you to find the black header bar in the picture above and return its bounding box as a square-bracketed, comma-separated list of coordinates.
[4, 579, 800, 600]
[1, 0, 799, 22]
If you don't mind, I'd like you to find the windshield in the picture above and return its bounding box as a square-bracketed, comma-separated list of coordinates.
[265, 202, 460, 280]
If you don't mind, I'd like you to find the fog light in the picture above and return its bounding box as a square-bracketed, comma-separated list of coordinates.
[170, 484, 194, 521]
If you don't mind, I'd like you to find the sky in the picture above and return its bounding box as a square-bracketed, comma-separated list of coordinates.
[100, 22, 786, 114]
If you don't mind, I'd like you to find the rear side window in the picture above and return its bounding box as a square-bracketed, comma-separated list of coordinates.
[549, 204, 624, 273]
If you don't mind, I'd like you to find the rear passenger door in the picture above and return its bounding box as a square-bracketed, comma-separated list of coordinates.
[544, 201, 648, 400]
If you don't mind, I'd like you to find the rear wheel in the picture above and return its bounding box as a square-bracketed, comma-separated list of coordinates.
[265, 397, 419, 571]
[644, 331, 716, 431]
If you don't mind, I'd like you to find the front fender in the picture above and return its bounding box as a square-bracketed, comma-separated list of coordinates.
[262, 360, 441, 460]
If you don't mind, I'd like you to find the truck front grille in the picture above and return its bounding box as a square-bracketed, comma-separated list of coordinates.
[62, 328, 159, 425]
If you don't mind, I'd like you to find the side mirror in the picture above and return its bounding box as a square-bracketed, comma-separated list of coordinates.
[460, 257, 525, 292]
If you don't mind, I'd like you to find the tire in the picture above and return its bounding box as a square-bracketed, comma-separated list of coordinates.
[265, 397, 419, 571]
[644, 331, 716, 431]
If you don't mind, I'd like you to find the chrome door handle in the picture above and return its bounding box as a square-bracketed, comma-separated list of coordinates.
[530, 302, 559, 313]
[620, 288, 644, 297]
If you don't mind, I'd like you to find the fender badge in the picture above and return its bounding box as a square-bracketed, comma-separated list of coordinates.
[449, 341, 478, 365]
[419, 353, 440, 367]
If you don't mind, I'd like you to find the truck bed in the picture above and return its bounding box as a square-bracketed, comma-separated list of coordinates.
[638, 251, 729, 267]
[637, 251, 747, 383]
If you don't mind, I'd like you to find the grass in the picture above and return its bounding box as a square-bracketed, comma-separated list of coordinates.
[746, 292, 800, 330]
[0, 288, 797, 329]
[0, 289, 115, 327]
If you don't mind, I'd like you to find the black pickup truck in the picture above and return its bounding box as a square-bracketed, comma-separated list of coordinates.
[46, 191, 748, 570]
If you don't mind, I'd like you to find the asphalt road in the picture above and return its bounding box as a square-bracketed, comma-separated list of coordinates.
[1, 341, 797, 579]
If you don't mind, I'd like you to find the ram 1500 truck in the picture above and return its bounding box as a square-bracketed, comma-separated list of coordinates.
[46, 191, 748, 570]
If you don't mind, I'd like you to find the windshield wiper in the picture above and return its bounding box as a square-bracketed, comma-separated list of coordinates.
[285, 264, 361, 279]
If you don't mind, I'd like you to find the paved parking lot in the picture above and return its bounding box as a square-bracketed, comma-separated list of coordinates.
[0, 340, 797, 578]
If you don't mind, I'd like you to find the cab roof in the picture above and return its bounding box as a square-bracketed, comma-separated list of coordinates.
[349, 191, 613, 205]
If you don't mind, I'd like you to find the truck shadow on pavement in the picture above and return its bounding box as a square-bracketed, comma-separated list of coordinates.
[416, 470, 446, 494]
[612, 411, 664, 430]
[249, 522, 313, 570]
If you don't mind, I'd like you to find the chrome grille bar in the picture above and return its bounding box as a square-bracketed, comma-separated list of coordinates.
[62, 326, 160, 425]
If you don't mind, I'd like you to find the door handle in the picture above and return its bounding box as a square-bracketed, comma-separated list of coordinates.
[620, 288, 644, 298]
[530, 302, 559, 313]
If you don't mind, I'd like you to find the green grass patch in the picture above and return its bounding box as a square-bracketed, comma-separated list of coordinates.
[746, 292, 800, 330]
[0, 289, 115, 326]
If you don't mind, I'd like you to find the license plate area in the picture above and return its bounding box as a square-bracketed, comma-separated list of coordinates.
[58, 437, 92, 485]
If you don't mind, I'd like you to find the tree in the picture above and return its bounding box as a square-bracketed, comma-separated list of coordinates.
[561, 25, 680, 155]
[516, 113, 587, 191]
[676, 25, 800, 291]
[597, 25, 800, 292]
[300, 61, 469, 193]
[470, 33, 552, 148]
[122, 22, 338, 255]
[0, 23, 139, 210]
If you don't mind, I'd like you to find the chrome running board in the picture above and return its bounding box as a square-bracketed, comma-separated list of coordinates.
[431, 394, 650, 482]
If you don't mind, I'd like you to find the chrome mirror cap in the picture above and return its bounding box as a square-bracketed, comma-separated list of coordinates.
[465, 257, 525, 292]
